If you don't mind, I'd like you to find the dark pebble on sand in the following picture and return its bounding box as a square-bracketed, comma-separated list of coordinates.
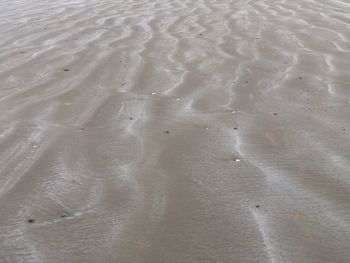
[63, 69, 70, 72]
[80, 128, 85, 130]
[165, 131, 170, 134]
[256, 205, 260, 208]
[273, 113, 278, 116]
[27, 219, 35, 223]
[298, 77, 303, 79]
[129, 117, 133, 120]
[61, 211, 73, 218]
[233, 127, 238, 130]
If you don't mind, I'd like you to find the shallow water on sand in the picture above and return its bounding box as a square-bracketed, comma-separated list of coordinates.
[1, 0, 350, 262]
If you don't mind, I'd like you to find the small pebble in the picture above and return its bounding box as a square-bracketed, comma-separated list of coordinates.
[256, 205, 260, 208]
[80, 128, 85, 130]
[165, 131, 170, 134]
[33, 145, 38, 148]
[233, 153, 241, 162]
[63, 69, 70, 72]
[27, 219, 35, 223]
[151, 92, 156, 95]
[129, 117, 133, 120]
[298, 77, 303, 79]
[176, 98, 181, 101]
[272, 113, 278, 116]
[233, 127, 238, 130]
[61, 211, 73, 218]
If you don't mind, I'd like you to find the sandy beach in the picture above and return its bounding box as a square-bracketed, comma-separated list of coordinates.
[1, 0, 350, 262]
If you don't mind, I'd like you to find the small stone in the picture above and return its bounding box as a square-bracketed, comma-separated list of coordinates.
[63, 69, 70, 72]
[298, 77, 303, 79]
[176, 98, 181, 101]
[27, 219, 35, 223]
[61, 211, 73, 218]
[129, 117, 133, 120]
[233, 153, 241, 162]
[151, 92, 156, 95]
[80, 128, 85, 130]
[233, 127, 238, 130]
[232, 110, 237, 114]
[256, 205, 260, 208]
[33, 145, 38, 148]
[165, 131, 170, 134]
[272, 113, 278, 116]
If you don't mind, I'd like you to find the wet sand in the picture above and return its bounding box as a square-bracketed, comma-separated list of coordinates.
[1, 0, 350, 262]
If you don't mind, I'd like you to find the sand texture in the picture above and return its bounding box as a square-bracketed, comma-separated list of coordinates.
[1, 0, 350, 262]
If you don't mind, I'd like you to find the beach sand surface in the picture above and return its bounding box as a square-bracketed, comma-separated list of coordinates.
[1, 0, 350, 262]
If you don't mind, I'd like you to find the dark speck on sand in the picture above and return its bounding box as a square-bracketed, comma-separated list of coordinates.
[61, 211, 73, 218]
[27, 219, 35, 223]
